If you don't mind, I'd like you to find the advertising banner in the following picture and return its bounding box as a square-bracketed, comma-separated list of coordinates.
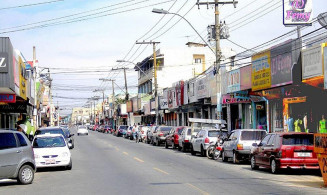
[132, 98, 138, 112]
[283, 0, 313, 26]
[150, 99, 155, 111]
[302, 44, 323, 80]
[0, 52, 8, 73]
[240, 65, 252, 90]
[168, 88, 174, 109]
[252, 50, 271, 91]
[160, 89, 168, 109]
[144, 102, 151, 116]
[324, 45, 327, 89]
[183, 81, 189, 105]
[227, 69, 240, 93]
[0, 94, 16, 103]
[196, 76, 208, 99]
[126, 100, 133, 112]
[175, 81, 184, 106]
[271, 40, 293, 87]
[189, 79, 197, 103]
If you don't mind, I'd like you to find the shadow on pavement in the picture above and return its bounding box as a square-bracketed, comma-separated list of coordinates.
[36, 167, 67, 173]
[0, 180, 18, 187]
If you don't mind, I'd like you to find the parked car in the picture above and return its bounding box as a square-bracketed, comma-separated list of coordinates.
[103, 125, 111, 134]
[98, 125, 105, 133]
[250, 132, 319, 174]
[152, 126, 173, 146]
[32, 134, 72, 170]
[115, 125, 129, 137]
[63, 127, 75, 148]
[222, 129, 266, 164]
[126, 126, 134, 139]
[35, 127, 74, 149]
[190, 129, 221, 156]
[77, 126, 88, 136]
[165, 126, 184, 149]
[139, 126, 150, 142]
[146, 126, 158, 144]
[178, 127, 200, 152]
[0, 130, 36, 184]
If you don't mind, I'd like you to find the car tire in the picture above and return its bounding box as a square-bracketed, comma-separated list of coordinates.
[77, 133, 80, 136]
[178, 145, 182, 151]
[191, 146, 196, 156]
[17, 165, 34, 185]
[233, 152, 239, 164]
[156, 139, 159, 146]
[206, 147, 212, 159]
[66, 159, 72, 170]
[86, 133, 88, 136]
[250, 155, 259, 170]
[200, 146, 206, 157]
[152, 139, 156, 146]
[222, 151, 228, 162]
[271, 159, 279, 174]
[165, 141, 169, 149]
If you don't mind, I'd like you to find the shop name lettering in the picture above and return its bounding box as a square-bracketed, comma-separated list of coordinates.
[271, 54, 292, 76]
[0, 95, 14, 101]
[0, 57, 6, 68]
[285, 0, 311, 22]
[253, 56, 269, 71]
[228, 71, 240, 86]
[0, 105, 25, 110]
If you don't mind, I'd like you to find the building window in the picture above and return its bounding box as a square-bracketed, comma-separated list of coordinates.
[194, 58, 202, 64]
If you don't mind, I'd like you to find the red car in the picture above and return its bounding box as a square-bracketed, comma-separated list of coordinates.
[165, 126, 184, 149]
[250, 132, 319, 174]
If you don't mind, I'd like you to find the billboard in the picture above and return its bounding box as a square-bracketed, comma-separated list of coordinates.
[240, 65, 252, 90]
[302, 44, 323, 80]
[270, 40, 293, 87]
[283, 0, 313, 26]
[227, 69, 240, 93]
[252, 50, 271, 91]
[196, 76, 208, 99]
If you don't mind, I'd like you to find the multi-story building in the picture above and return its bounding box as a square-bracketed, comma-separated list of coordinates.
[71, 107, 91, 125]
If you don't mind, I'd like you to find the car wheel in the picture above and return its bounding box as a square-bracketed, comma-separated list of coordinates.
[66, 159, 72, 170]
[17, 165, 34, 185]
[206, 147, 212, 159]
[222, 151, 228, 162]
[233, 152, 239, 164]
[77, 133, 80, 136]
[200, 145, 206, 157]
[191, 146, 196, 156]
[213, 149, 220, 160]
[250, 155, 259, 170]
[271, 159, 279, 174]
[86, 133, 88, 136]
[156, 139, 159, 146]
[165, 141, 169, 149]
[182, 143, 187, 152]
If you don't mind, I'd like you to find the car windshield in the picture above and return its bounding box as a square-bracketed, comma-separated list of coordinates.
[282, 134, 314, 145]
[240, 131, 266, 140]
[79, 126, 86, 129]
[36, 129, 67, 138]
[120, 126, 128, 130]
[208, 131, 219, 137]
[160, 127, 172, 132]
[33, 137, 66, 148]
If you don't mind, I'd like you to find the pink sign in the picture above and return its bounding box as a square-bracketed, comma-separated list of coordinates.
[222, 94, 251, 104]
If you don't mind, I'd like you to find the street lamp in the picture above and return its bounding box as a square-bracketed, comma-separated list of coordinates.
[152, 8, 215, 54]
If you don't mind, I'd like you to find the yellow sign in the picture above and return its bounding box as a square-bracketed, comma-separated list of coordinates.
[18, 55, 27, 100]
[252, 50, 271, 91]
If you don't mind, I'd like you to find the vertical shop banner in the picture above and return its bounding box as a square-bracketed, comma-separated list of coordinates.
[324, 45, 327, 89]
[302, 44, 323, 79]
[168, 88, 173, 109]
[183, 81, 189, 105]
[227, 69, 240, 93]
[240, 65, 252, 90]
[132, 98, 138, 112]
[271, 40, 293, 87]
[283, 0, 313, 26]
[160, 88, 168, 109]
[252, 50, 271, 91]
[126, 100, 133, 112]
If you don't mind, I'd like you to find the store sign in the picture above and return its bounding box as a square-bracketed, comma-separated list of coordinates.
[0, 103, 27, 113]
[196, 77, 208, 99]
[262, 88, 282, 99]
[283, 0, 313, 26]
[283, 96, 306, 104]
[271, 40, 293, 87]
[168, 88, 174, 109]
[160, 89, 168, 109]
[150, 99, 155, 111]
[324, 45, 327, 89]
[302, 44, 323, 80]
[132, 98, 138, 112]
[126, 100, 133, 112]
[0, 94, 16, 103]
[227, 69, 240, 93]
[0, 52, 8, 73]
[240, 65, 252, 90]
[222, 94, 251, 104]
[252, 51, 271, 91]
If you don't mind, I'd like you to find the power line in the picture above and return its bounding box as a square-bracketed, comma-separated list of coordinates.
[0, 0, 64, 11]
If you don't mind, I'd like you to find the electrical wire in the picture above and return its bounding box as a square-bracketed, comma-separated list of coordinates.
[0, 0, 64, 11]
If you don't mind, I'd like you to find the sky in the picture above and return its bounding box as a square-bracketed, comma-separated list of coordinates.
[1, 0, 326, 116]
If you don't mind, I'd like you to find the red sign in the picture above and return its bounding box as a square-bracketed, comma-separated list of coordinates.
[0, 94, 16, 103]
[222, 94, 251, 104]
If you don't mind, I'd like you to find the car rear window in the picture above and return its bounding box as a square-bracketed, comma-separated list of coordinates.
[178, 128, 183, 135]
[241, 131, 266, 140]
[16, 133, 28, 147]
[79, 126, 86, 129]
[36, 129, 66, 138]
[0, 133, 17, 150]
[282, 134, 314, 145]
[120, 126, 128, 130]
[160, 127, 172, 132]
[187, 128, 200, 135]
[33, 137, 66, 148]
[208, 131, 219, 137]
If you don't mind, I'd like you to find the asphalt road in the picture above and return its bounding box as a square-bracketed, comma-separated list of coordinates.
[1, 128, 326, 195]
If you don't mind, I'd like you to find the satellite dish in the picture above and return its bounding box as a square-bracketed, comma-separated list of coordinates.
[318, 12, 327, 29]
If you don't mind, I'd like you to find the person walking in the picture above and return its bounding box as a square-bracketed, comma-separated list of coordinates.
[319, 115, 327, 133]
[294, 115, 303, 133]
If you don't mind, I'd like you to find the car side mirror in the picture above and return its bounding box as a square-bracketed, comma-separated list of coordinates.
[252, 143, 258, 147]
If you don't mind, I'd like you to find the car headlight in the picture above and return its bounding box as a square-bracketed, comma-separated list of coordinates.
[62, 152, 69, 157]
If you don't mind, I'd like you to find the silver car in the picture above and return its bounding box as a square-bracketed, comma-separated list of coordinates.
[0, 130, 36, 184]
[178, 127, 201, 152]
[191, 129, 220, 156]
[222, 129, 266, 164]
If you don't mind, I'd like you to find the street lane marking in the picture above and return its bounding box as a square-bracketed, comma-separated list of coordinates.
[123, 152, 129, 155]
[186, 183, 210, 195]
[153, 167, 169, 175]
[134, 157, 144, 163]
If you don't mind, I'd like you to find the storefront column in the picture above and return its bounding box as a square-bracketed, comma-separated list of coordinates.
[252, 101, 257, 129]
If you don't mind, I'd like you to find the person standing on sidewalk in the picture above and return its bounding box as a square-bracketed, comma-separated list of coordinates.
[319, 115, 327, 133]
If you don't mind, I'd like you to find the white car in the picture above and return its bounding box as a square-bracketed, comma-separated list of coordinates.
[32, 134, 72, 170]
[77, 126, 88, 136]
[191, 129, 220, 156]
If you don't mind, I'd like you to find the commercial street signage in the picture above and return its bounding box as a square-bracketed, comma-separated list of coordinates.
[160, 89, 168, 109]
[252, 50, 271, 91]
[302, 44, 323, 80]
[222, 94, 251, 104]
[0, 103, 27, 113]
[283, 0, 313, 26]
[240, 65, 252, 90]
[0, 52, 9, 73]
[271, 40, 293, 87]
[324, 45, 327, 89]
[0, 94, 16, 103]
[126, 100, 133, 112]
[227, 69, 240, 93]
[196, 76, 209, 99]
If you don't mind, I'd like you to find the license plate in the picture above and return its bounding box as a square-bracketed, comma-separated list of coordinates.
[295, 152, 312, 157]
[45, 159, 56, 164]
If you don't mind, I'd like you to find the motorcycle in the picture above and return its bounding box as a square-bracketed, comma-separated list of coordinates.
[206, 139, 224, 160]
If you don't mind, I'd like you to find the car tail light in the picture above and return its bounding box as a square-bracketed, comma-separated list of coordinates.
[279, 149, 286, 158]
[205, 138, 210, 143]
[175, 135, 179, 139]
[184, 139, 189, 143]
[237, 144, 243, 150]
[159, 132, 164, 137]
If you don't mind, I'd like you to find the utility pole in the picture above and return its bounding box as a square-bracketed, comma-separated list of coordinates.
[136, 41, 160, 125]
[99, 79, 115, 130]
[197, 0, 237, 120]
[112, 67, 129, 100]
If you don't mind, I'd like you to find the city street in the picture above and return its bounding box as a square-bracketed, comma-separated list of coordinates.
[0, 128, 326, 195]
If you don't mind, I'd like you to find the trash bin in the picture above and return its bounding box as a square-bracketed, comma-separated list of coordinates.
[314, 133, 327, 186]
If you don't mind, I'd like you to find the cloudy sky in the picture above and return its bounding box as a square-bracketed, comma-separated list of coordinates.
[1, 0, 326, 115]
